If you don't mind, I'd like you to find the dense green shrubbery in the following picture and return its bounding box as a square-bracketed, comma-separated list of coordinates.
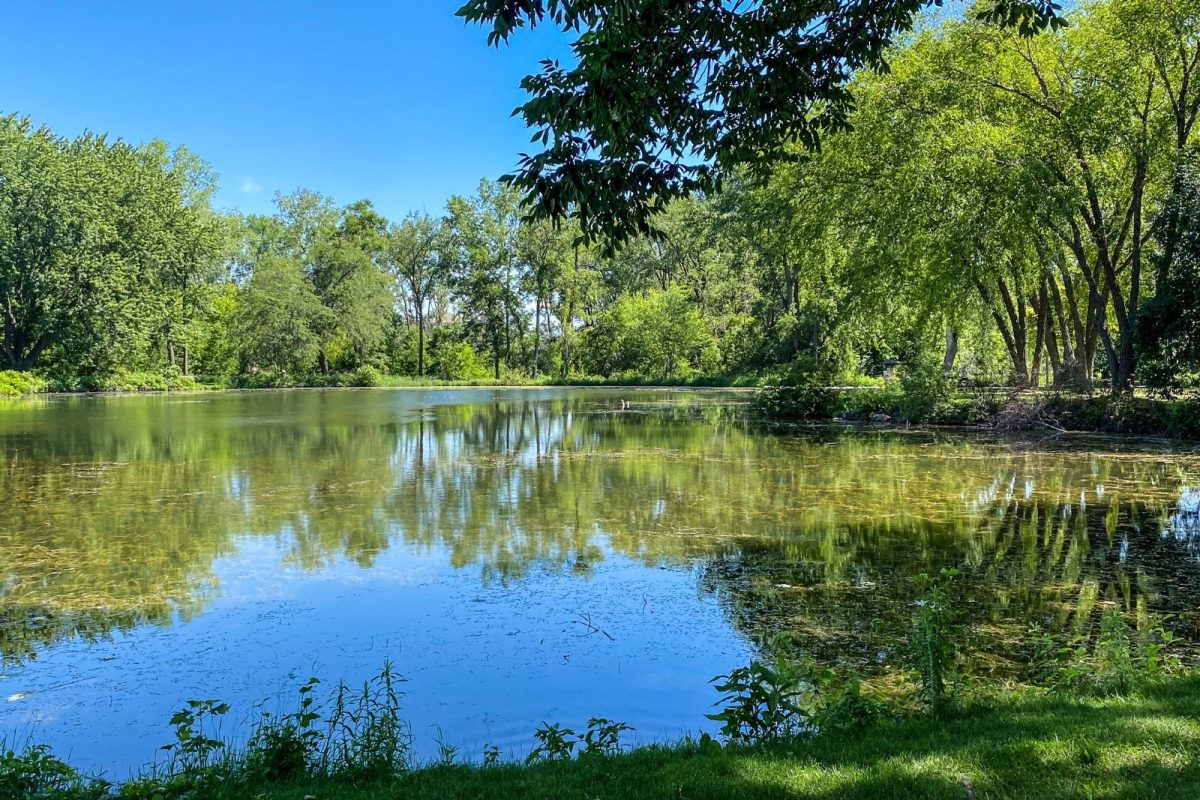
[0, 743, 105, 800]
[349, 365, 385, 387]
[756, 357, 963, 424]
[754, 358, 839, 420]
[84, 369, 206, 393]
[0, 370, 48, 395]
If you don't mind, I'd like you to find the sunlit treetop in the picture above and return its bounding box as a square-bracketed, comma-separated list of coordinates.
[458, 0, 1065, 246]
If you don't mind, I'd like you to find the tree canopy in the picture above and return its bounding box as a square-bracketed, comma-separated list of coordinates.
[457, 0, 1065, 243]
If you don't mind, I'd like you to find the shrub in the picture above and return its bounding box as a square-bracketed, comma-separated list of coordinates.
[233, 370, 294, 390]
[707, 633, 825, 743]
[349, 364, 385, 388]
[0, 370, 48, 395]
[897, 358, 954, 423]
[93, 370, 169, 392]
[755, 357, 838, 420]
[432, 340, 488, 382]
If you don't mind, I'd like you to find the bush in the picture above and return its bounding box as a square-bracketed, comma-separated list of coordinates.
[93, 370, 169, 392]
[0, 370, 48, 395]
[1029, 611, 1180, 696]
[349, 365, 385, 387]
[897, 358, 954, 423]
[233, 370, 295, 390]
[755, 357, 838, 420]
[432, 340, 489, 382]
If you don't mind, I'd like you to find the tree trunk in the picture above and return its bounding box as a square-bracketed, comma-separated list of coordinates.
[416, 307, 425, 378]
[943, 326, 959, 373]
[532, 297, 542, 378]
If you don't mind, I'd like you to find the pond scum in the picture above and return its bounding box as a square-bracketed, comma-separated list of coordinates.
[5, 575, 1199, 800]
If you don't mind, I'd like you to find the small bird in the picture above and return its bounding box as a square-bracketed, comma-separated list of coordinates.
[620, 399, 630, 410]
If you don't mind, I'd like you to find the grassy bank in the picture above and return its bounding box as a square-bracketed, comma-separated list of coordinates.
[273, 678, 1200, 800]
[10, 674, 1200, 799]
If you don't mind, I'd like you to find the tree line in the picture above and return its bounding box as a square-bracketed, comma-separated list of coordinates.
[1, 0, 1198, 392]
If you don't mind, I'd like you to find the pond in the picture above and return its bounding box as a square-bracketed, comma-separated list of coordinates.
[1, 387, 1198, 775]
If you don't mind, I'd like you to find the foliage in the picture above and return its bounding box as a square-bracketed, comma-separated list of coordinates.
[7, 0, 1200, 402]
[0, 370, 48, 395]
[907, 569, 962, 716]
[580, 286, 716, 379]
[457, 0, 1063, 244]
[896, 358, 954, 423]
[1029, 611, 1181, 696]
[527, 718, 635, 763]
[0, 744, 106, 800]
[753, 358, 838, 421]
[349, 365, 385, 388]
[318, 662, 410, 781]
[245, 678, 323, 783]
[1139, 155, 1200, 394]
[707, 634, 824, 744]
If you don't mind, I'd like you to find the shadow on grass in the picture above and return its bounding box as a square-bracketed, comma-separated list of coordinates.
[248, 676, 1200, 800]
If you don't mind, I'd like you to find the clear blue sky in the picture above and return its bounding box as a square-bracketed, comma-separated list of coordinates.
[0, 1, 572, 219]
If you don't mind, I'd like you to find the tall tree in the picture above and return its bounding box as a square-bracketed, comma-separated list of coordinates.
[385, 213, 447, 377]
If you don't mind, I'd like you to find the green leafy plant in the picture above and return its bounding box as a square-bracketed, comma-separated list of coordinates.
[755, 357, 837, 420]
[245, 677, 323, 782]
[319, 662, 410, 780]
[526, 717, 635, 763]
[707, 634, 824, 743]
[527, 723, 578, 762]
[349, 364, 384, 387]
[1030, 611, 1180, 696]
[580, 718, 635, 757]
[0, 743, 107, 800]
[160, 699, 231, 774]
[907, 568, 961, 716]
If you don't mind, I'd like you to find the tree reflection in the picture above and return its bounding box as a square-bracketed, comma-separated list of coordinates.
[1, 390, 1197, 665]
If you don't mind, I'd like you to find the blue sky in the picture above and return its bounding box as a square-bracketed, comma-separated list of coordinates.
[0, 1, 572, 219]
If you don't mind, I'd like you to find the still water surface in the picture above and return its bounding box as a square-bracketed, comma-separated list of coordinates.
[1, 388, 1199, 774]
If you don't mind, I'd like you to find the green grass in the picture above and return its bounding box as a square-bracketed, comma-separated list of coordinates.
[112, 675, 1200, 800]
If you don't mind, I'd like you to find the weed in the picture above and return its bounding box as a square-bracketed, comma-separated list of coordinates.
[432, 728, 459, 767]
[527, 723, 578, 762]
[245, 677, 323, 782]
[1030, 611, 1180, 696]
[0, 743, 107, 800]
[907, 568, 961, 716]
[320, 662, 411, 780]
[707, 633, 823, 743]
[581, 718, 635, 757]
[527, 718, 635, 763]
